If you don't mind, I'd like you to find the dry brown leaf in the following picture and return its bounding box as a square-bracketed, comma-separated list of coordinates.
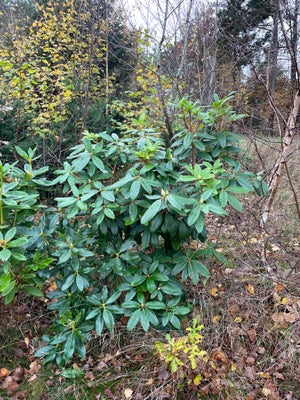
[244, 366, 255, 381]
[284, 312, 298, 323]
[210, 349, 230, 366]
[274, 283, 285, 292]
[28, 361, 41, 375]
[134, 354, 143, 362]
[2, 376, 19, 392]
[27, 374, 38, 383]
[263, 379, 279, 400]
[12, 366, 24, 383]
[271, 312, 285, 323]
[247, 328, 256, 343]
[273, 371, 285, 380]
[246, 356, 256, 366]
[63, 384, 74, 393]
[272, 311, 299, 324]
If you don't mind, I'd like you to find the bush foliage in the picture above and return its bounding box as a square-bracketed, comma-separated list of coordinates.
[0, 95, 266, 365]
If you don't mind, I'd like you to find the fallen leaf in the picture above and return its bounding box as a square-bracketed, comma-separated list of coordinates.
[246, 356, 256, 366]
[210, 349, 230, 366]
[284, 312, 299, 323]
[209, 288, 218, 297]
[134, 354, 143, 362]
[244, 366, 255, 381]
[234, 317, 243, 323]
[48, 281, 57, 292]
[259, 371, 271, 379]
[271, 244, 280, 252]
[247, 328, 256, 343]
[274, 283, 285, 292]
[246, 283, 255, 295]
[104, 388, 114, 398]
[262, 379, 279, 400]
[0, 368, 10, 378]
[12, 366, 24, 383]
[212, 315, 221, 323]
[27, 374, 38, 383]
[193, 374, 202, 385]
[28, 361, 41, 375]
[280, 297, 291, 305]
[63, 385, 74, 393]
[2, 376, 19, 392]
[124, 388, 133, 399]
[273, 371, 285, 380]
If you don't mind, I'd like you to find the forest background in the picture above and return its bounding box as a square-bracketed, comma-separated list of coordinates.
[0, 0, 299, 399]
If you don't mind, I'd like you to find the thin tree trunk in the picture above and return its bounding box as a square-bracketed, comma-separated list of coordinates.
[260, 90, 300, 226]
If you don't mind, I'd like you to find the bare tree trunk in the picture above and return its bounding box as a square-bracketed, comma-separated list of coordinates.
[267, 10, 279, 134]
[260, 90, 300, 226]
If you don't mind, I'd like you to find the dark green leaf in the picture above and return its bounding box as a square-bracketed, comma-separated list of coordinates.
[23, 286, 44, 297]
[227, 193, 243, 211]
[61, 274, 75, 291]
[130, 179, 141, 200]
[34, 345, 54, 358]
[141, 200, 163, 224]
[127, 309, 142, 331]
[103, 308, 114, 331]
[92, 155, 106, 172]
[60, 369, 85, 379]
[187, 206, 201, 226]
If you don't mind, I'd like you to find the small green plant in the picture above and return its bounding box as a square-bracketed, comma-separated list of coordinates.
[155, 319, 235, 396]
[155, 319, 208, 379]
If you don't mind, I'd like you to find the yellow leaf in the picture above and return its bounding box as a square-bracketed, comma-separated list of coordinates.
[249, 237, 258, 244]
[246, 283, 255, 295]
[212, 315, 221, 323]
[280, 297, 290, 305]
[234, 317, 243, 323]
[0, 368, 10, 378]
[209, 288, 218, 297]
[259, 371, 271, 379]
[193, 374, 202, 386]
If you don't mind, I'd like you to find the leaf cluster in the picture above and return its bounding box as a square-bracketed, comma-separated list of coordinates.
[0, 95, 266, 365]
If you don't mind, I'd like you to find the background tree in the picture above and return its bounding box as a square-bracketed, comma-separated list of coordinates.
[0, 0, 135, 164]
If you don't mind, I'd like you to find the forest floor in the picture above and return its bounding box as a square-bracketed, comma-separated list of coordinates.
[0, 134, 299, 400]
